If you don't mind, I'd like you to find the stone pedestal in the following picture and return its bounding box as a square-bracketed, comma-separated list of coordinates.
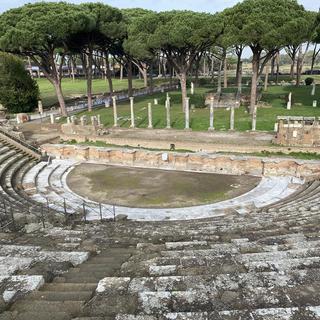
[208, 98, 215, 131]
[112, 96, 119, 127]
[154, 99, 158, 105]
[130, 97, 135, 128]
[147, 103, 153, 129]
[185, 97, 190, 130]
[166, 97, 171, 129]
[313, 100, 317, 108]
[70, 115, 77, 125]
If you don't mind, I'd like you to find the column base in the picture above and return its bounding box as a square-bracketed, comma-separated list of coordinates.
[166, 126, 171, 129]
[147, 126, 153, 129]
[113, 124, 119, 128]
[184, 128, 192, 131]
[208, 127, 215, 131]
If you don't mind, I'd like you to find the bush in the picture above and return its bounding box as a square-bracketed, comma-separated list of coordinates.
[305, 77, 314, 86]
[0, 53, 39, 113]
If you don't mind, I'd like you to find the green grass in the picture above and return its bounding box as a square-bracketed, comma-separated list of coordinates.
[233, 150, 320, 160]
[36, 77, 167, 107]
[67, 83, 320, 132]
[63, 139, 194, 153]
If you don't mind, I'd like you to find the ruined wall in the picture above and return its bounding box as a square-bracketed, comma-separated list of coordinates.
[275, 117, 320, 147]
[42, 144, 320, 179]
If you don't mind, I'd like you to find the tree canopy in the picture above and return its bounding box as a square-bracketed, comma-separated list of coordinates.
[0, 53, 39, 113]
[0, 2, 94, 115]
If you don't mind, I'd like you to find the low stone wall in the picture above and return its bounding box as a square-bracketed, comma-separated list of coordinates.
[41, 144, 320, 180]
[59, 132, 320, 155]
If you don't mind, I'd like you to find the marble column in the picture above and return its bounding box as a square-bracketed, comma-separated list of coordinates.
[287, 92, 292, 110]
[166, 97, 171, 129]
[230, 106, 235, 131]
[185, 97, 190, 130]
[130, 97, 135, 128]
[311, 82, 316, 96]
[252, 106, 257, 131]
[112, 96, 118, 127]
[208, 97, 215, 131]
[38, 100, 43, 114]
[191, 82, 194, 95]
[148, 103, 153, 129]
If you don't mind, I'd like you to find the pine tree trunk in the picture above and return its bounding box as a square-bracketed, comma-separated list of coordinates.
[53, 79, 67, 116]
[127, 60, 133, 97]
[105, 54, 113, 97]
[86, 49, 93, 112]
[223, 52, 228, 88]
[237, 61, 243, 94]
[235, 54, 241, 85]
[250, 52, 259, 114]
[149, 63, 154, 93]
[217, 60, 223, 94]
[310, 45, 318, 75]
[276, 52, 280, 85]
[296, 47, 302, 87]
[180, 71, 187, 112]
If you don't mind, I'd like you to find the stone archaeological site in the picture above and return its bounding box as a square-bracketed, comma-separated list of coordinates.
[0, 0, 320, 319]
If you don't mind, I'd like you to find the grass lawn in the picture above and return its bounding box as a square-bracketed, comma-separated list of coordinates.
[71, 83, 320, 132]
[36, 77, 167, 107]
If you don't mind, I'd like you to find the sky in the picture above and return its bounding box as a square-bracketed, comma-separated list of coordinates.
[0, 0, 319, 13]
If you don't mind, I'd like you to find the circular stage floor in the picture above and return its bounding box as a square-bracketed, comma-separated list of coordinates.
[67, 164, 260, 209]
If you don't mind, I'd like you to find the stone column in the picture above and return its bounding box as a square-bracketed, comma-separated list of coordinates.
[311, 82, 316, 96]
[230, 106, 235, 131]
[154, 98, 158, 105]
[112, 96, 118, 127]
[185, 97, 190, 130]
[67, 117, 71, 124]
[50, 114, 55, 124]
[252, 106, 257, 131]
[147, 103, 153, 129]
[130, 97, 135, 128]
[208, 97, 215, 131]
[191, 82, 194, 95]
[287, 92, 292, 110]
[166, 97, 171, 129]
[38, 100, 43, 114]
[313, 100, 317, 108]
[97, 114, 101, 126]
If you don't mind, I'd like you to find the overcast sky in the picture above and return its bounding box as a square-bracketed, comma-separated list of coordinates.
[0, 0, 319, 13]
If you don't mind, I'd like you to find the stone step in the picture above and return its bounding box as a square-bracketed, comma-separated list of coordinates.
[15, 312, 70, 320]
[116, 306, 320, 319]
[26, 290, 93, 301]
[13, 300, 84, 316]
[127, 268, 320, 294]
[54, 276, 102, 284]
[42, 283, 97, 292]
